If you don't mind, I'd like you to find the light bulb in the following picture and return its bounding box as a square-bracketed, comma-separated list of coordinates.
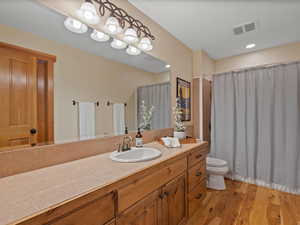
[90, 29, 110, 42]
[111, 38, 127, 49]
[64, 17, 88, 34]
[138, 37, 153, 51]
[76, 1, 100, 25]
[126, 45, 141, 56]
[105, 17, 122, 35]
[123, 27, 139, 44]
[84, 11, 93, 20]
[73, 20, 82, 29]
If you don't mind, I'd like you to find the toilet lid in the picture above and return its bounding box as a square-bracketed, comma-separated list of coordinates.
[207, 157, 227, 167]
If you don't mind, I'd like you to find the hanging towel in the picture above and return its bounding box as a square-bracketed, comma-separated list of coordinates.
[78, 102, 96, 140]
[113, 103, 125, 135]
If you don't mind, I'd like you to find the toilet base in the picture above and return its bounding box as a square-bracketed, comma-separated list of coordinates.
[207, 174, 226, 190]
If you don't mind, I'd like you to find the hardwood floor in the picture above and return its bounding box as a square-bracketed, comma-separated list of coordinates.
[187, 179, 300, 225]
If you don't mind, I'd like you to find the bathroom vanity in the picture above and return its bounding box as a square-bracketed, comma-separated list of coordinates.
[0, 142, 208, 225]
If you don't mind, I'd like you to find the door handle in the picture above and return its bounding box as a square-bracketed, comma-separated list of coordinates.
[30, 128, 37, 135]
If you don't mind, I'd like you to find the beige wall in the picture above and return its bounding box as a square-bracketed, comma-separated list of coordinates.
[153, 71, 171, 84]
[0, 24, 165, 143]
[38, 0, 194, 127]
[216, 42, 300, 74]
[193, 50, 215, 78]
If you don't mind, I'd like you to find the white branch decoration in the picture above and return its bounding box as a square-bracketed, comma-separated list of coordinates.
[173, 98, 186, 132]
[139, 101, 154, 131]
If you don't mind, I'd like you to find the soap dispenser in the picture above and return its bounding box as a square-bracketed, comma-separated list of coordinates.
[135, 128, 143, 147]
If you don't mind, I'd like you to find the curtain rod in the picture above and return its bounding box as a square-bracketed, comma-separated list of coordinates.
[214, 60, 300, 76]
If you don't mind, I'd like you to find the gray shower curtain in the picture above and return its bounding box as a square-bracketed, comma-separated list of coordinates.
[137, 82, 171, 130]
[211, 62, 300, 194]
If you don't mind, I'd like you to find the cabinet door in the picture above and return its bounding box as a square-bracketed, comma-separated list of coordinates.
[162, 174, 187, 225]
[117, 190, 162, 225]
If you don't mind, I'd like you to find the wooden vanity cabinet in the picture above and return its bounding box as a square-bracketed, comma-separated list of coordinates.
[18, 191, 115, 225]
[117, 190, 162, 225]
[187, 147, 208, 217]
[117, 174, 187, 225]
[162, 174, 187, 225]
[15, 144, 209, 225]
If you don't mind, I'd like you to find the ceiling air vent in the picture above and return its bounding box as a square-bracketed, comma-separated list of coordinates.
[244, 22, 256, 32]
[233, 21, 257, 35]
[233, 26, 244, 35]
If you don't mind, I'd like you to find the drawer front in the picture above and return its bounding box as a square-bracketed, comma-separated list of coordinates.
[49, 192, 115, 225]
[188, 159, 206, 192]
[188, 181, 206, 217]
[188, 148, 207, 168]
[118, 158, 187, 212]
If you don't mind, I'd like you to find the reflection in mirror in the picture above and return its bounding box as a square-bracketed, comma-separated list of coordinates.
[0, 0, 171, 149]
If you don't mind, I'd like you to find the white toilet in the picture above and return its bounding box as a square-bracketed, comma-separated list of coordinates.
[206, 157, 229, 190]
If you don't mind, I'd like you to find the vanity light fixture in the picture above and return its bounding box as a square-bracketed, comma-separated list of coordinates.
[246, 43, 256, 49]
[126, 45, 141, 56]
[104, 16, 122, 35]
[111, 38, 127, 49]
[123, 27, 139, 44]
[76, 0, 100, 25]
[66, 0, 155, 55]
[165, 64, 171, 68]
[64, 17, 88, 34]
[90, 29, 110, 42]
[138, 37, 153, 51]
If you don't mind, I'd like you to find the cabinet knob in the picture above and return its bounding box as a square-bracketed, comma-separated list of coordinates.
[196, 171, 202, 176]
[195, 193, 203, 199]
[159, 193, 165, 199]
[30, 128, 37, 135]
[195, 154, 202, 159]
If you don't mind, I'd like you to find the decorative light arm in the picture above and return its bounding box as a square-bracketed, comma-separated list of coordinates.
[91, 0, 155, 40]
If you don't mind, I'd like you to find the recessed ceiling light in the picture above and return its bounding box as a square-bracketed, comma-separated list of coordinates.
[165, 64, 171, 68]
[246, 43, 256, 49]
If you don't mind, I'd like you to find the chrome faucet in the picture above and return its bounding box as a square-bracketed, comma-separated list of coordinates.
[116, 127, 133, 152]
[121, 135, 133, 151]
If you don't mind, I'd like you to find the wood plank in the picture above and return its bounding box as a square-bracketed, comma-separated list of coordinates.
[186, 180, 300, 225]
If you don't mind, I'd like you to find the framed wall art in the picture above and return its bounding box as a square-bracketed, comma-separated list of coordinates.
[176, 77, 191, 121]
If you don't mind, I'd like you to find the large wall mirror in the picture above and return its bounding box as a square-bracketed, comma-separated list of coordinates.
[0, 0, 171, 150]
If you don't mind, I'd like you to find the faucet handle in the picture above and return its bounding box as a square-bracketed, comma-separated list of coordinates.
[115, 143, 122, 152]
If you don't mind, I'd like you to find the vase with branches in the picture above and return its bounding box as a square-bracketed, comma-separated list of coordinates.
[173, 98, 186, 139]
[139, 101, 154, 131]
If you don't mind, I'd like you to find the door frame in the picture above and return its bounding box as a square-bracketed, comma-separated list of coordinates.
[0, 42, 56, 145]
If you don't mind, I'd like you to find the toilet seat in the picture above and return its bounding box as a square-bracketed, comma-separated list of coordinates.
[207, 157, 227, 167]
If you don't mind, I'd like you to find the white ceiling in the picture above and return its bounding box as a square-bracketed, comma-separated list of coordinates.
[129, 0, 300, 59]
[0, 0, 169, 73]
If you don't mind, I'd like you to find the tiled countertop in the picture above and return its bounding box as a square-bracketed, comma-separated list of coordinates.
[0, 141, 207, 225]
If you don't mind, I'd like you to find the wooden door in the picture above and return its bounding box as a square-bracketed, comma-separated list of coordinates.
[162, 174, 187, 225]
[0, 47, 37, 149]
[117, 190, 162, 225]
[203, 79, 212, 143]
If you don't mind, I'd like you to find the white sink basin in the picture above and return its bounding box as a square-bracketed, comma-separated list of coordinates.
[110, 147, 162, 163]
